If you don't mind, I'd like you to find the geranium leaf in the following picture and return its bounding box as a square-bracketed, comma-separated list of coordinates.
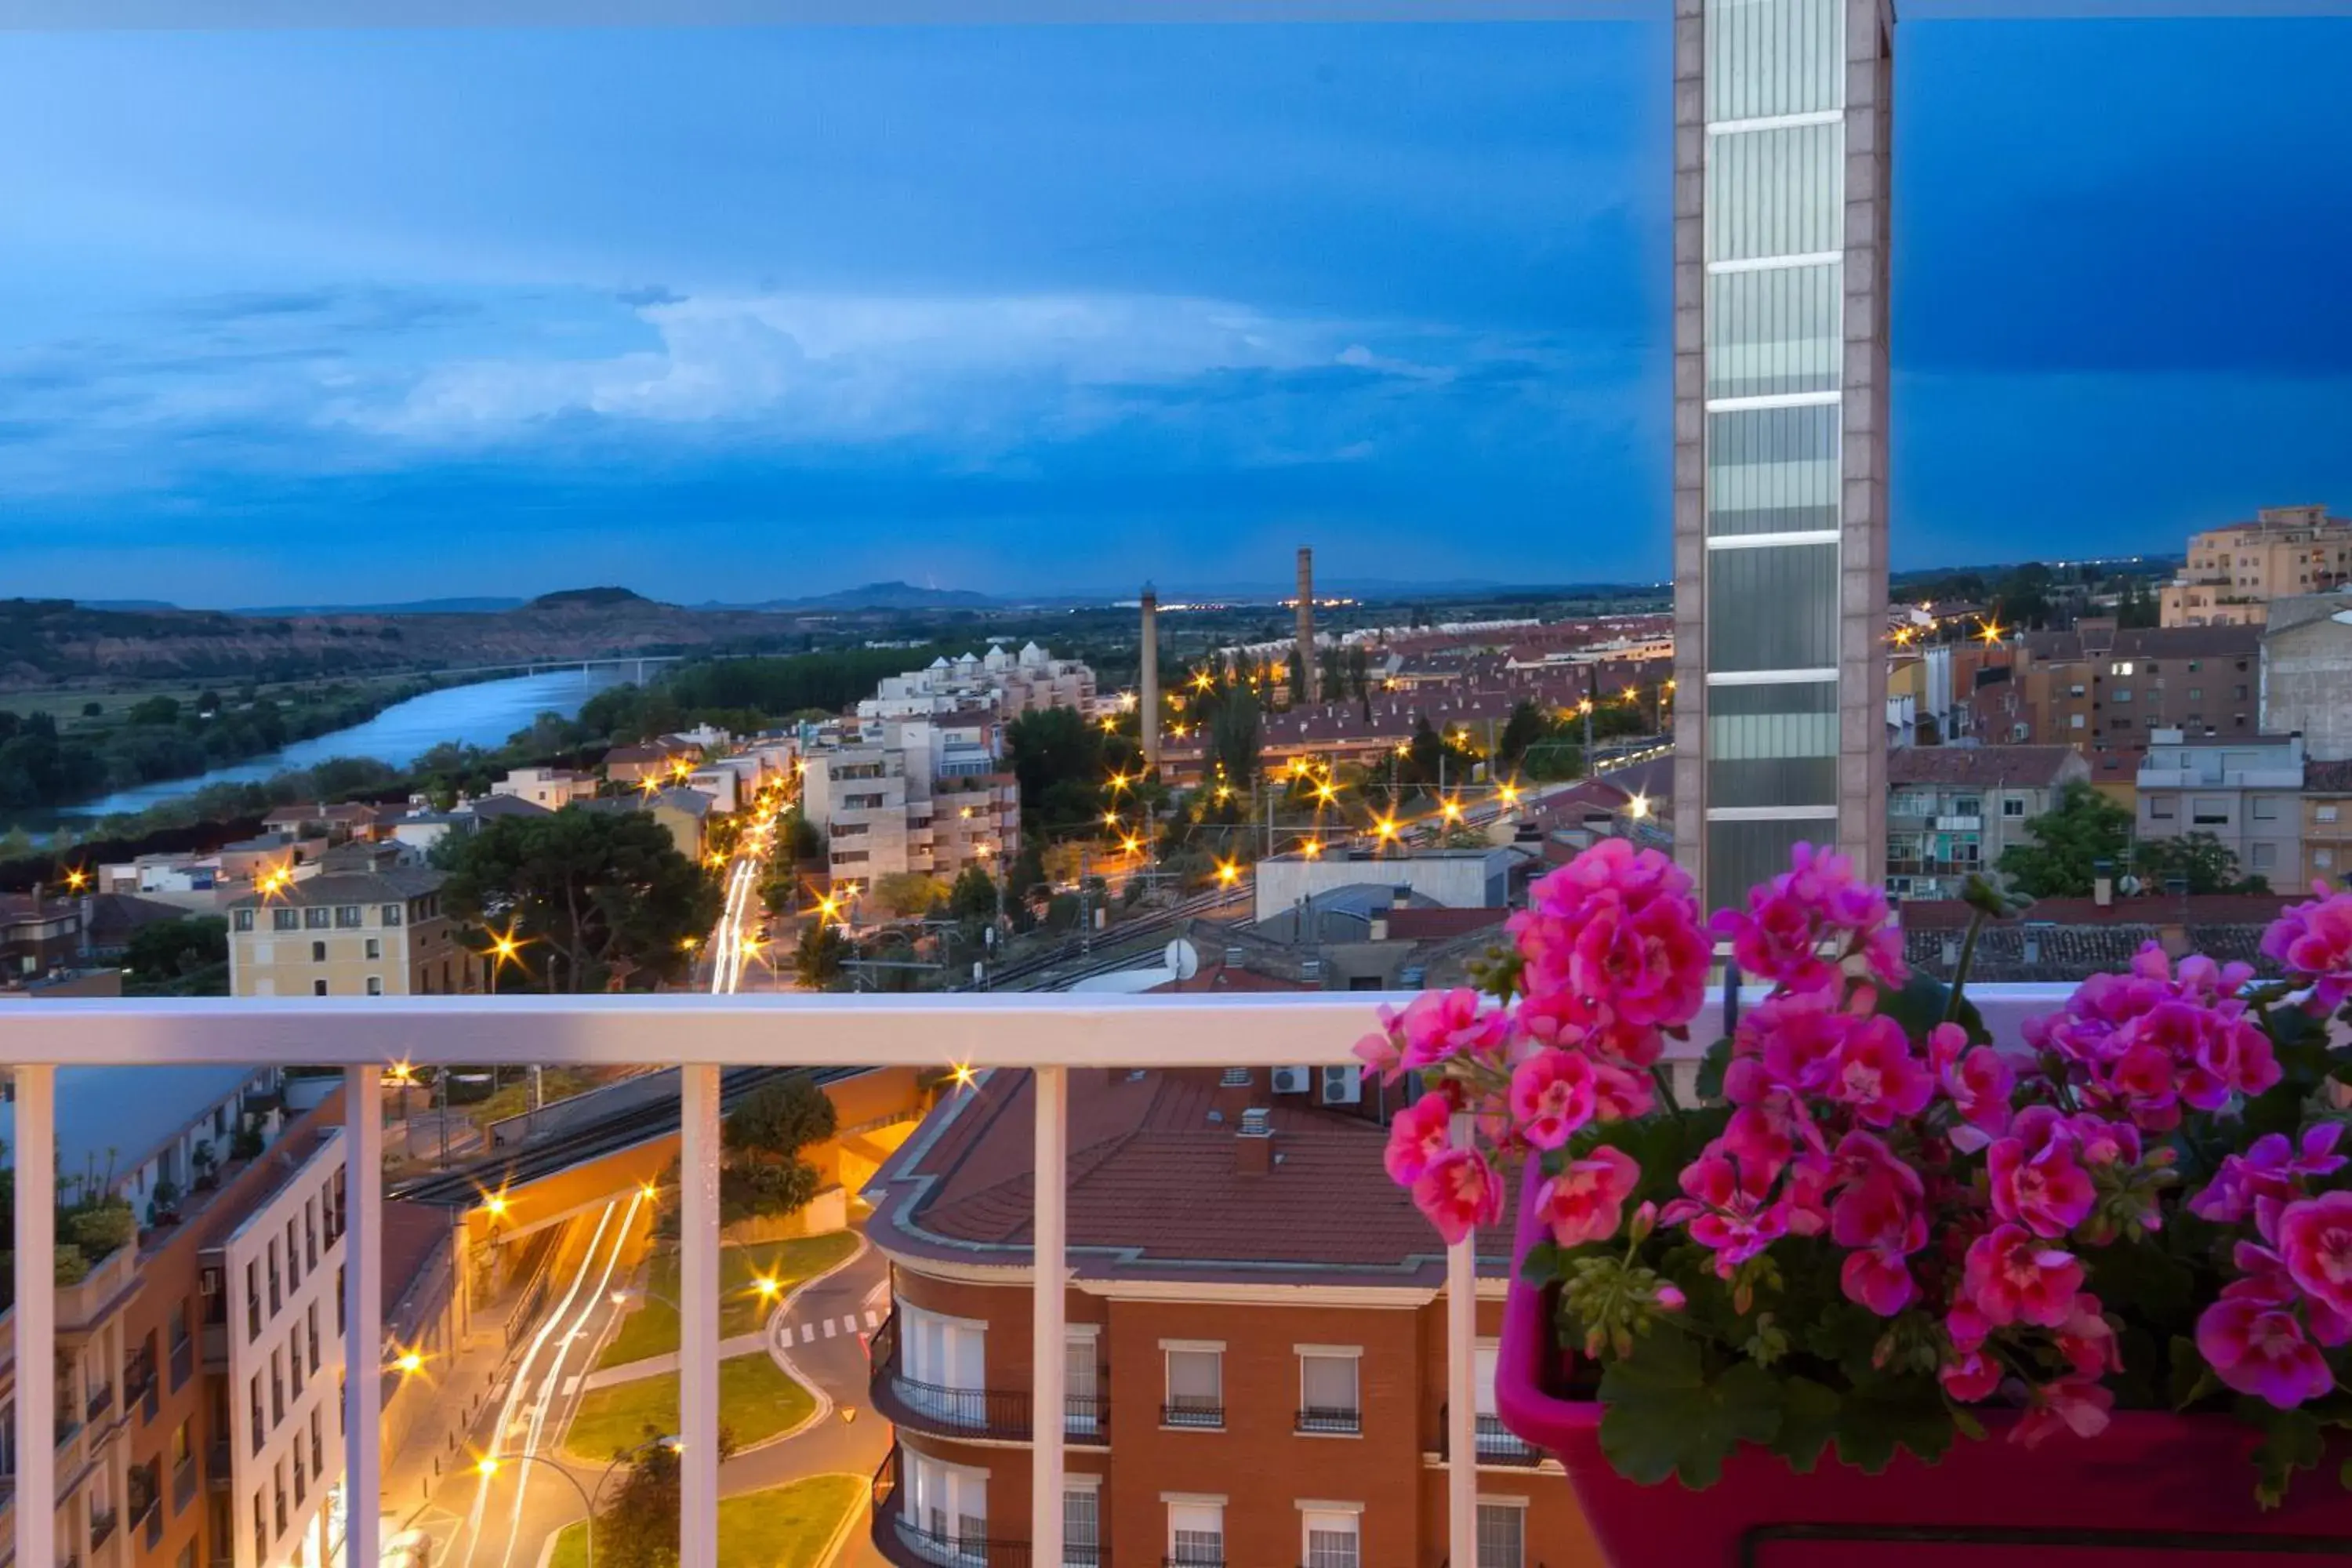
[1771, 1375, 1841, 1475]
[2245, 1401, 2325, 1509]
[1832, 1378, 1957, 1475]
[2089, 1241, 2196, 1331]
[1596, 1330, 1781, 1489]
[1875, 971, 1954, 1045]
[2169, 1336, 2220, 1412]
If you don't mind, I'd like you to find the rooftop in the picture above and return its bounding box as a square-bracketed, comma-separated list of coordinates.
[224, 866, 446, 909]
[1889, 745, 2084, 788]
[0, 1065, 267, 1191]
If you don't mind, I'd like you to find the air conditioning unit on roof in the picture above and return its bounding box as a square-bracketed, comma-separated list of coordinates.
[1271, 1066, 1312, 1095]
[1320, 1064, 1363, 1105]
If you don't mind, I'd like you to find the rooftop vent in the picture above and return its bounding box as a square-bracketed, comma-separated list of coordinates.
[1219, 1067, 1252, 1088]
[1240, 1107, 1272, 1136]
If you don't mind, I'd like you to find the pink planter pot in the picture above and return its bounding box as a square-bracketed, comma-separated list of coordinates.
[1493, 1162, 2352, 1567]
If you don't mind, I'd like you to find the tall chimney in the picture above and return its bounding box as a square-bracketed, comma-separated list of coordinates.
[1139, 583, 1161, 772]
[1294, 546, 1315, 701]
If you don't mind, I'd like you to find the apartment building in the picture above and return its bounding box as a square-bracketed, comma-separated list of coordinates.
[1885, 746, 2089, 899]
[802, 718, 1019, 886]
[857, 643, 1098, 724]
[866, 1067, 1591, 1568]
[225, 869, 474, 998]
[1958, 623, 2263, 752]
[2136, 729, 2307, 885]
[2259, 593, 2352, 762]
[2296, 761, 2352, 891]
[488, 767, 597, 810]
[2159, 504, 2352, 627]
[0, 1066, 299, 1568]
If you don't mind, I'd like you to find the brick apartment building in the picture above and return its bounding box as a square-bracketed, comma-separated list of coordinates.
[2158, 503, 2352, 628]
[1957, 623, 2263, 753]
[866, 1067, 1595, 1568]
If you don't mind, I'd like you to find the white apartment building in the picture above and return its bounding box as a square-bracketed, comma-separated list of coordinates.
[489, 767, 597, 810]
[857, 643, 1098, 723]
[801, 718, 1020, 886]
[207, 1134, 348, 1568]
[2138, 728, 2307, 884]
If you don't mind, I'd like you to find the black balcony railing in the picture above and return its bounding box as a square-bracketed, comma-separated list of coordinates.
[871, 1446, 1036, 1568]
[174, 1454, 199, 1512]
[138, 1495, 164, 1550]
[1436, 1402, 1542, 1466]
[868, 1310, 1109, 1445]
[89, 1508, 118, 1548]
[207, 1439, 233, 1490]
[167, 1335, 193, 1391]
[84, 1385, 114, 1422]
[1160, 1399, 1222, 1430]
[1294, 1406, 1360, 1436]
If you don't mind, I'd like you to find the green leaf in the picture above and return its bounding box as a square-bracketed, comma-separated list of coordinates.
[2169, 1336, 2220, 1413]
[1803, 1301, 1893, 1386]
[2088, 1241, 2196, 1331]
[1833, 1379, 1959, 1475]
[1875, 971, 1955, 1044]
[1596, 1330, 1783, 1489]
[2248, 1403, 2325, 1509]
[1519, 1241, 1565, 1287]
[1694, 1035, 1733, 1102]
[1770, 1375, 1841, 1475]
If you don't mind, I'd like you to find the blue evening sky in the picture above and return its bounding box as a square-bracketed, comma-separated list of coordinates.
[1, 19, 2345, 605]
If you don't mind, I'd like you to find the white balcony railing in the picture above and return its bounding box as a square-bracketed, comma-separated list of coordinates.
[1, 986, 2077, 1568]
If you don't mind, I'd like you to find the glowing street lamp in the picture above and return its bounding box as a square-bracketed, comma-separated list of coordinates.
[1214, 858, 1240, 888]
[63, 866, 87, 892]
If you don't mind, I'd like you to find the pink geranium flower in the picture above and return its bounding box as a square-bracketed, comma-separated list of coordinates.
[1508, 1048, 1599, 1151]
[1940, 1348, 2001, 1403]
[1382, 1093, 1454, 1187]
[2260, 883, 2352, 1012]
[1831, 1014, 1934, 1127]
[1960, 1223, 2085, 1329]
[2196, 1295, 2336, 1409]
[1664, 1145, 1788, 1276]
[1388, 989, 1509, 1075]
[1411, 1147, 1504, 1245]
[1536, 1145, 1642, 1247]
[2014, 1377, 2114, 1448]
[1841, 1246, 1917, 1316]
[2276, 1189, 2352, 1323]
[2189, 1124, 2347, 1223]
[1987, 1106, 2097, 1240]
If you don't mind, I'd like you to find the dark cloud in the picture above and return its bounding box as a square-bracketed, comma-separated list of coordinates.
[615, 284, 684, 307]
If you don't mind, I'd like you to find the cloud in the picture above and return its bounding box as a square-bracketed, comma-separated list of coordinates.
[614, 284, 683, 308]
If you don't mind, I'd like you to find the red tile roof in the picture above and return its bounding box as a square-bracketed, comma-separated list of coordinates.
[1898, 894, 2295, 930]
[872, 1066, 1510, 1286]
[1147, 964, 1319, 994]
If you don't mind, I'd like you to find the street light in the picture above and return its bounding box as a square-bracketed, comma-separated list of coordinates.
[475, 1434, 682, 1568]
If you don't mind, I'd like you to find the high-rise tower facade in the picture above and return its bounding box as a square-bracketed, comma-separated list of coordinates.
[1671, 0, 1894, 909]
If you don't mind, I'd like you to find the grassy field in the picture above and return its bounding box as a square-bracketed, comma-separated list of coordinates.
[595, 1231, 859, 1370]
[561, 1352, 817, 1465]
[546, 1473, 864, 1568]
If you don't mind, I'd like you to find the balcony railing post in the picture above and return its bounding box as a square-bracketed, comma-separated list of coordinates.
[681, 1063, 721, 1566]
[1032, 1065, 1068, 1568]
[13, 1064, 56, 1568]
[343, 1063, 384, 1568]
[1446, 1111, 1476, 1568]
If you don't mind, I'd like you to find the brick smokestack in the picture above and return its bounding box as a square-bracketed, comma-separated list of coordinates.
[1139, 583, 1161, 772]
[1294, 546, 1315, 700]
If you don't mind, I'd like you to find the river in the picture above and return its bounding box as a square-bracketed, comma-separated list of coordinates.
[58, 668, 630, 821]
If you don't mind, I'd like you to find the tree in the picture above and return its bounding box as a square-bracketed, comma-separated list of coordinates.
[1496, 699, 1551, 771]
[123, 916, 229, 987]
[2136, 831, 2267, 895]
[1207, 686, 1262, 795]
[125, 695, 181, 727]
[440, 810, 720, 992]
[869, 871, 949, 920]
[794, 920, 849, 989]
[590, 1426, 741, 1568]
[947, 864, 1000, 922]
[721, 1073, 837, 1219]
[1995, 782, 2132, 898]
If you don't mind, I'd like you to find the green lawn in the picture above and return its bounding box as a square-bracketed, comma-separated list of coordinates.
[595, 1231, 860, 1370]
[563, 1353, 818, 1464]
[547, 1473, 864, 1568]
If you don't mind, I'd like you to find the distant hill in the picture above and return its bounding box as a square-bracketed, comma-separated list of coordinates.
[230, 597, 528, 615]
[525, 586, 658, 612]
[750, 581, 1000, 611]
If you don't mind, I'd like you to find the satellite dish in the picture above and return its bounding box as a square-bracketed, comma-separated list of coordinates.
[1164, 938, 1200, 981]
[2118, 874, 2143, 897]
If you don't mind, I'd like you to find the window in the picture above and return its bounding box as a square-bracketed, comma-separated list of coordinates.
[310, 1410, 322, 1476]
[1951, 796, 1980, 818]
[289, 1327, 304, 1394]
[2189, 687, 2203, 701]
[1163, 1342, 1224, 1428]
[246, 1262, 262, 1340]
[2192, 797, 2230, 826]
[2253, 797, 2281, 822]
[1065, 1330, 1102, 1437]
[1301, 1505, 1363, 1568]
[2112, 688, 2132, 703]
[292, 1443, 305, 1506]
[2322, 806, 2342, 825]
[901, 1452, 987, 1556]
[2111, 661, 2133, 677]
[2070, 713, 2085, 730]
[272, 909, 299, 932]
[234, 909, 255, 932]
[306, 1208, 318, 1272]
[367, 976, 384, 996]
[303, 906, 331, 930]
[2319, 850, 2336, 870]
[365, 938, 381, 960]
[310, 939, 327, 963]
[2234, 684, 2251, 701]
[253, 1491, 266, 1562]
[381, 903, 403, 927]
[273, 1465, 286, 1535]
[2151, 799, 2177, 821]
[270, 1350, 285, 1424]
[1064, 1485, 1101, 1566]
[287, 1219, 300, 1287]
[335, 905, 363, 928]
[1298, 1348, 1362, 1435]
[1167, 1499, 1225, 1567]
[2002, 797, 2026, 818]
[2068, 684, 2085, 699]
[307, 1304, 321, 1372]
[900, 1306, 985, 1424]
[313, 980, 328, 996]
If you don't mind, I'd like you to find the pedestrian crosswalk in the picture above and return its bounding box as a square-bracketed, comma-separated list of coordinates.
[789, 1308, 882, 1345]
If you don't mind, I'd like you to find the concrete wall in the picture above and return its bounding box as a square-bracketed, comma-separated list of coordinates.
[2263, 604, 2352, 761]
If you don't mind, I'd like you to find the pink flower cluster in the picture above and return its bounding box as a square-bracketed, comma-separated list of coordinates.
[2020, 945, 2281, 1131]
[2193, 1180, 2352, 1410]
[1508, 837, 1711, 1071]
[1710, 842, 1906, 996]
[2261, 884, 2352, 1013]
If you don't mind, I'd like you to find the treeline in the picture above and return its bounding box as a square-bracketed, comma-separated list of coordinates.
[0, 679, 437, 813]
[579, 645, 968, 742]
